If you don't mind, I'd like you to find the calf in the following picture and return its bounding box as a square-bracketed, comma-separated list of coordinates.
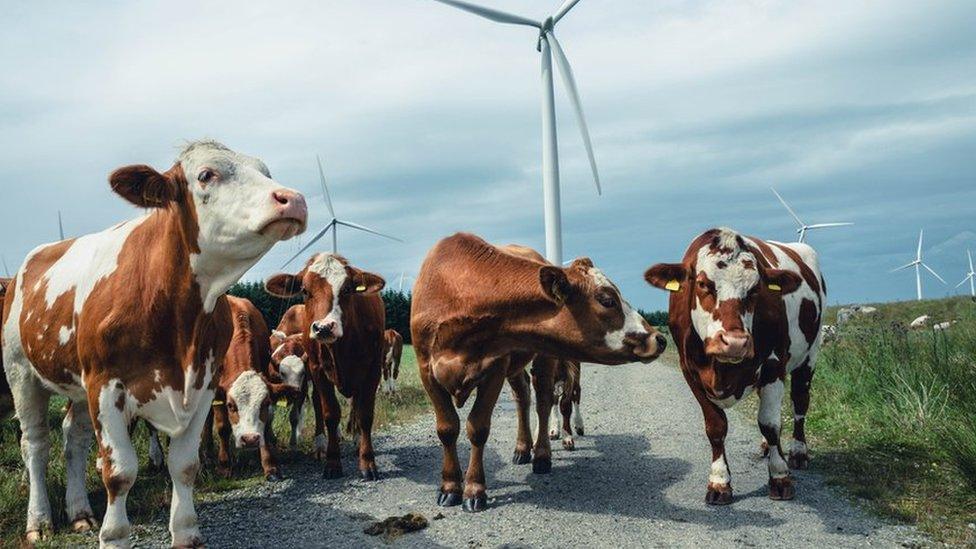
[381, 329, 403, 393]
[273, 303, 306, 341]
[268, 333, 310, 448]
[265, 253, 386, 480]
[548, 359, 583, 450]
[411, 233, 666, 512]
[1, 140, 306, 546]
[645, 227, 824, 505]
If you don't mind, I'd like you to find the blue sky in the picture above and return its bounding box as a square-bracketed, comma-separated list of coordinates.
[1, 0, 974, 311]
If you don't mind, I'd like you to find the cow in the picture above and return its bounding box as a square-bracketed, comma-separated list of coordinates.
[268, 333, 310, 448]
[0, 278, 11, 418]
[645, 227, 824, 505]
[1, 140, 307, 546]
[548, 359, 583, 450]
[381, 329, 403, 393]
[273, 303, 306, 341]
[204, 296, 291, 481]
[264, 253, 386, 480]
[410, 233, 667, 512]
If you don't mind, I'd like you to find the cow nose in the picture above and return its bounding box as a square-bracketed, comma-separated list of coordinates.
[271, 189, 308, 225]
[716, 330, 752, 358]
[655, 334, 668, 352]
[240, 433, 261, 448]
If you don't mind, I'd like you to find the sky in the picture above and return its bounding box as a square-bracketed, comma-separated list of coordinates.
[1, 0, 974, 311]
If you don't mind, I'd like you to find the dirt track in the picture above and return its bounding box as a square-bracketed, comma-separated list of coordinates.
[135, 358, 921, 548]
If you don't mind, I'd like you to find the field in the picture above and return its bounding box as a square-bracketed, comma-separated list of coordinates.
[0, 346, 427, 548]
[783, 296, 976, 545]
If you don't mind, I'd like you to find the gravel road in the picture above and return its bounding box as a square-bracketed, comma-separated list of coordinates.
[134, 359, 922, 548]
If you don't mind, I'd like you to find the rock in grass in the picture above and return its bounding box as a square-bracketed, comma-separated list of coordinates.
[363, 513, 429, 541]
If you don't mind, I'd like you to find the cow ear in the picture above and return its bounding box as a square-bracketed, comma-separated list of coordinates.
[351, 270, 385, 294]
[265, 273, 303, 298]
[539, 266, 572, 306]
[764, 269, 802, 294]
[569, 257, 594, 270]
[109, 164, 180, 209]
[644, 263, 687, 292]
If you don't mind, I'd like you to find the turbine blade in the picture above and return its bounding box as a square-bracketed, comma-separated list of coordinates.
[921, 262, 947, 285]
[917, 228, 923, 260]
[969, 249, 973, 272]
[553, 0, 583, 23]
[432, 0, 540, 27]
[547, 32, 601, 195]
[281, 223, 334, 268]
[890, 261, 916, 273]
[335, 220, 404, 243]
[58, 210, 65, 240]
[805, 222, 855, 229]
[316, 155, 336, 219]
[956, 275, 972, 288]
[770, 188, 804, 227]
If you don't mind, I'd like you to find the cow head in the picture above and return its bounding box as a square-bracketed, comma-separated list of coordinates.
[109, 141, 308, 264]
[645, 228, 801, 364]
[223, 370, 273, 448]
[269, 334, 308, 395]
[543, 258, 666, 364]
[264, 254, 384, 344]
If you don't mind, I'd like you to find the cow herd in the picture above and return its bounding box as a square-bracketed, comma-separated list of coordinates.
[0, 141, 826, 547]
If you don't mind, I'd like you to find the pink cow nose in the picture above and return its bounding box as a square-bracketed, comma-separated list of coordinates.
[709, 330, 754, 362]
[240, 433, 261, 448]
[271, 189, 308, 225]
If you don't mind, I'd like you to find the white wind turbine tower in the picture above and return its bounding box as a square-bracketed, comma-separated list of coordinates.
[397, 272, 415, 292]
[891, 229, 947, 301]
[431, 0, 602, 265]
[771, 188, 853, 243]
[282, 156, 402, 267]
[956, 249, 975, 297]
[58, 210, 65, 240]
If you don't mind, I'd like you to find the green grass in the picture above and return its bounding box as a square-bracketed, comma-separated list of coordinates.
[745, 296, 976, 546]
[0, 346, 428, 547]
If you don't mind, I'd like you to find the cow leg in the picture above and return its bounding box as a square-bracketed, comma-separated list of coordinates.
[531, 357, 555, 474]
[11, 370, 54, 543]
[418, 358, 462, 507]
[318, 380, 344, 478]
[571, 375, 584, 436]
[759, 379, 794, 501]
[462, 365, 506, 512]
[690, 385, 733, 505]
[289, 383, 307, 449]
[355, 388, 380, 481]
[62, 401, 97, 533]
[789, 361, 813, 469]
[260, 421, 282, 481]
[310, 382, 326, 460]
[559, 383, 575, 451]
[507, 370, 533, 465]
[147, 423, 165, 470]
[91, 383, 138, 549]
[549, 380, 562, 440]
[212, 405, 233, 478]
[166, 394, 213, 548]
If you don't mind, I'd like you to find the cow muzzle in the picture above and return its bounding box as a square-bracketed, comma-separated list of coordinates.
[238, 433, 262, 448]
[625, 331, 667, 363]
[310, 320, 341, 343]
[705, 330, 754, 364]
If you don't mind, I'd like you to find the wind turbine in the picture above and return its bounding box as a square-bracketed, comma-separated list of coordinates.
[282, 156, 402, 268]
[956, 249, 975, 297]
[891, 229, 947, 301]
[58, 210, 65, 240]
[770, 188, 853, 243]
[397, 272, 415, 292]
[430, 0, 602, 265]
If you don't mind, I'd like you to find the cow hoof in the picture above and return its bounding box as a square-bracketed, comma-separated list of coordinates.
[532, 457, 552, 475]
[548, 429, 559, 441]
[266, 472, 283, 482]
[174, 536, 206, 548]
[462, 495, 488, 513]
[512, 450, 532, 465]
[71, 514, 98, 533]
[26, 523, 53, 543]
[323, 465, 344, 479]
[575, 427, 584, 436]
[436, 490, 463, 507]
[769, 477, 796, 501]
[705, 483, 733, 506]
[788, 452, 810, 470]
[360, 468, 380, 481]
[562, 438, 575, 451]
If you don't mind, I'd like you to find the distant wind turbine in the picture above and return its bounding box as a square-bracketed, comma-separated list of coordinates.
[891, 229, 946, 301]
[956, 249, 975, 297]
[282, 156, 402, 268]
[397, 272, 415, 292]
[771, 188, 853, 243]
[430, 0, 602, 265]
[58, 210, 65, 240]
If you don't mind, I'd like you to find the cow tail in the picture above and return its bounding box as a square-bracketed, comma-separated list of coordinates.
[345, 402, 361, 436]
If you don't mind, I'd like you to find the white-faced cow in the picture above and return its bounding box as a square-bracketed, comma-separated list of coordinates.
[265, 253, 386, 480]
[268, 333, 310, 448]
[411, 233, 666, 512]
[381, 329, 403, 393]
[645, 227, 824, 505]
[1, 140, 306, 546]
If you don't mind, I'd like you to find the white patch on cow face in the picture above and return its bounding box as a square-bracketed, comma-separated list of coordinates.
[227, 371, 270, 447]
[277, 355, 306, 390]
[306, 253, 347, 340]
[691, 230, 760, 343]
[585, 267, 649, 352]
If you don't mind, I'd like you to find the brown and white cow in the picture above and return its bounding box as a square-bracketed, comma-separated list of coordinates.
[411, 233, 667, 512]
[381, 329, 403, 393]
[645, 227, 824, 505]
[204, 296, 291, 481]
[265, 253, 386, 480]
[268, 333, 310, 448]
[547, 358, 583, 450]
[1, 140, 306, 546]
[272, 303, 305, 342]
[0, 278, 12, 418]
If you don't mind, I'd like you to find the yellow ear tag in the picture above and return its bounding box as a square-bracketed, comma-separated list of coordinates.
[211, 400, 225, 406]
[355, 285, 367, 292]
[665, 280, 681, 292]
[768, 283, 782, 292]
[276, 399, 288, 408]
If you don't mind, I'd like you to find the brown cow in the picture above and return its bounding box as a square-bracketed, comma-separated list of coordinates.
[204, 296, 290, 481]
[411, 233, 667, 512]
[645, 227, 824, 505]
[547, 359, 583, 450]
[265, 253, 386, 480]
[381, 329, 403, 393]
[0, 278, 11, 418]
[272, 303, 305, 341]
[1, 140, 306, 546]
[268, 333, 310, 448]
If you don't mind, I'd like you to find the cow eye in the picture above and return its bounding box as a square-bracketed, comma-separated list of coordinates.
[596, 291, 617, 309]
[197, 168, 218, 183]
[697, 280, 709, 291]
